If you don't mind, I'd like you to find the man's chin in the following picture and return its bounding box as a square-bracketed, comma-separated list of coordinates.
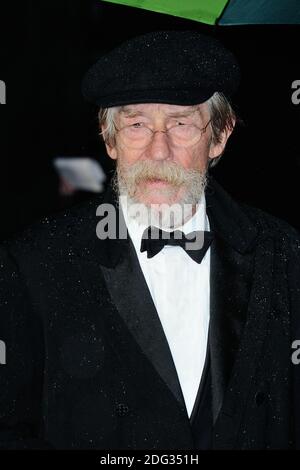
[135, 181, 183, 206]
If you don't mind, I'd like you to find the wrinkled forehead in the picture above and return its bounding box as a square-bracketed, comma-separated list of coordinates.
[119, 102, 205, 118]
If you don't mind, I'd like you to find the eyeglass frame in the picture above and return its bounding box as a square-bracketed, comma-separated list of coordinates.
[113, 118, 212, 148]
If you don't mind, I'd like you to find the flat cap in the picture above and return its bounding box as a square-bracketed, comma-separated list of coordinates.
[81, 30, 240, 108]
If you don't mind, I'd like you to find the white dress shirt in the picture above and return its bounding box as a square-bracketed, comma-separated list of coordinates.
[119, 194, 211, 418]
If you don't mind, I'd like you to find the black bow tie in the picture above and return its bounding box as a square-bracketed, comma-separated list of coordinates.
[140, 226, 214, 264]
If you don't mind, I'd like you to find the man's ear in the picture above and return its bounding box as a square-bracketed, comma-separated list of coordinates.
[208, 119, 235, 162]
[101, 125, 118, 160]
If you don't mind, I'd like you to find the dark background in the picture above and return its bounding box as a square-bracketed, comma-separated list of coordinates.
[0, 0, 299, 241]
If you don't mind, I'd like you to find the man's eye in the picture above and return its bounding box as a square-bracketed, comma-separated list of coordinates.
[174, 121, 188, 126]
[131, 122, 145, 128]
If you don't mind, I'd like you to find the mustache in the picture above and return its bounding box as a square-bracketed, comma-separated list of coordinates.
[117, 159, 200, 188]
[113, 159, 208, 208]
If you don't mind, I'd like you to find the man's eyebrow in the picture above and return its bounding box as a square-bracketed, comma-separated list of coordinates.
[166, 109, 198, 118]
[120, 107, 146, 117]
[120, 106, 199, 118]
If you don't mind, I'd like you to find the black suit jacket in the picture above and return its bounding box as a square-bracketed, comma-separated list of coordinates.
[0, 175, 299, 449]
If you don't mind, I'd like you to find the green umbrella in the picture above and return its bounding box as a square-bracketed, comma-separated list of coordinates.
[100, 0, 300, 25]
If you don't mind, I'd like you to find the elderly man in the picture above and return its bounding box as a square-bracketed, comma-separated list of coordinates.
[0, 30, 299, 450]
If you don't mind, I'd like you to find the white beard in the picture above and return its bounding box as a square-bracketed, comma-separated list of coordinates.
[120, 194, 204, 229]
[114, 160, 208, 229]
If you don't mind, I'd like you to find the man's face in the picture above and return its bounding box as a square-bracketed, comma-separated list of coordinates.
[104, 102, 228, 207]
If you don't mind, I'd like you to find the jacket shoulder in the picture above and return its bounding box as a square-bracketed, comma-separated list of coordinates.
[240, 201, 300, 251]
[0, 193, 106, 261]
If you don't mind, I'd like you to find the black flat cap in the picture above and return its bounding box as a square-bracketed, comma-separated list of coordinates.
[82, 30, 240, 108]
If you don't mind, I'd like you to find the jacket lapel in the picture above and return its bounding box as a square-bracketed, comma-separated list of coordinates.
[212, 236, 274, 448]
[206, 177, 275, 443]
[100, 237, 187, 412]
[205, 177, 259, 423]
[207, 228, 256, 423]
[75, 184, 187, 414]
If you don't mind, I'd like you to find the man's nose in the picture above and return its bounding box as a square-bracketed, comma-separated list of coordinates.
[146, 130, 172, 161]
